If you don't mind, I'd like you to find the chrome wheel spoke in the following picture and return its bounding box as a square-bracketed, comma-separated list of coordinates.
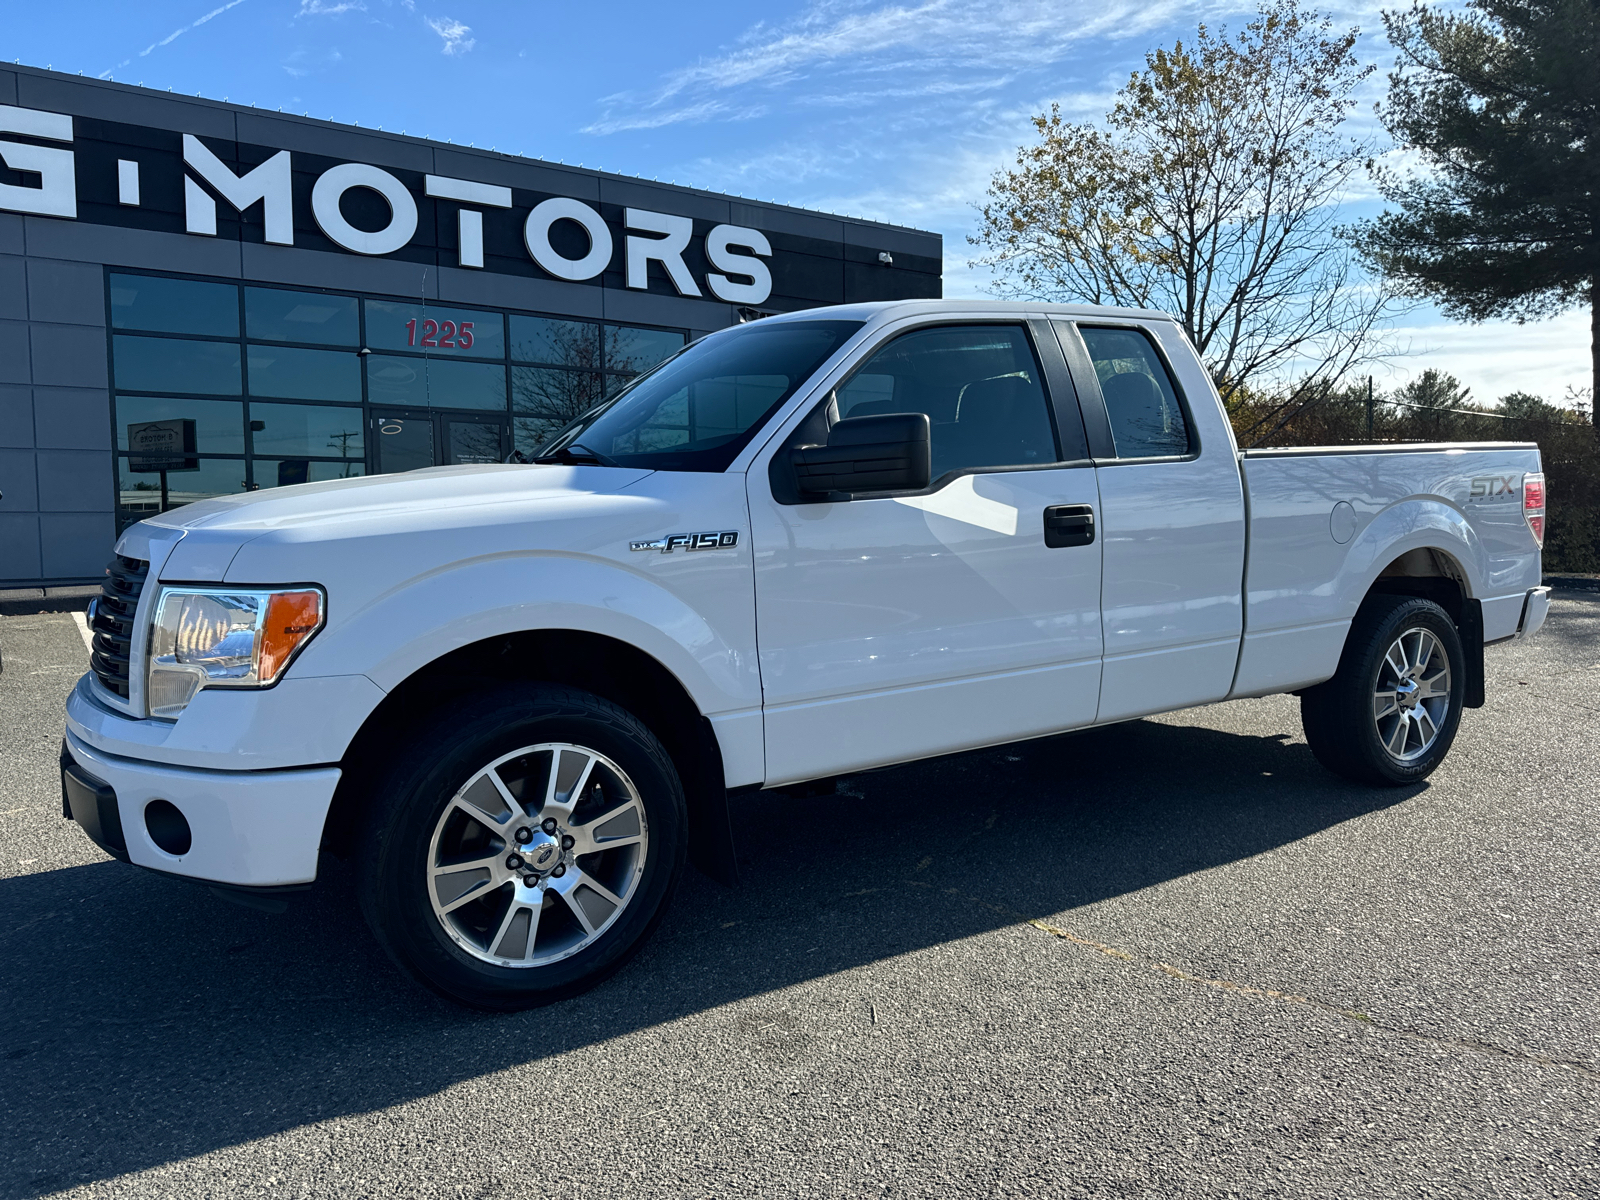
[489, 894, 542, 962]
[430, 848, 504, 913]
[1373, 690, 1399, 720]
[1412, 633, 1434, 676]
[541, 748, 598, 825]
[551, 868, 624, 937]
[1414, 705, 1439, 743]
[569, 798, 645, 856]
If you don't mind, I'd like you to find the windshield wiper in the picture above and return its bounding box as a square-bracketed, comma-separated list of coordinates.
[533, 442, 619, 467]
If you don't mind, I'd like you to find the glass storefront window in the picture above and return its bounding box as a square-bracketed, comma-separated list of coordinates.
[117, 456, 247, 516]
[106, 271, 690, 523]
[363, 300, 505, 359]
[510, 316, 599, 368]
[114, 335, 242, 395]
[114, 396, 246, 455]
[253, 459, 366, 487]
[606, 325, 687, 374]
[245, 288, 360, 346]
[366, 355, 506, 410]
[510, 367, 605, 455]
[248, 402, 365, 458]
[109, 274, 239, 337]
[247, 345, 362, 403]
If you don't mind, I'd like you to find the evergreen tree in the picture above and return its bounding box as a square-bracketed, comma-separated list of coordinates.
[1358, 0, 1600, 428]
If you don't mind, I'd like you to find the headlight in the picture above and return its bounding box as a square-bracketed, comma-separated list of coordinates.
[147, 586, 325, 718]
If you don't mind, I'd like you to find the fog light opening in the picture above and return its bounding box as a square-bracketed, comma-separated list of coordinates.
[144, 799, 192, 856]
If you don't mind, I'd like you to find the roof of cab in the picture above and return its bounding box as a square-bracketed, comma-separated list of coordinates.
[754, 299, 1179, 325]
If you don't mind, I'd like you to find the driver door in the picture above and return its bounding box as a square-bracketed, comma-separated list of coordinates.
[747, 320, 1104, 785]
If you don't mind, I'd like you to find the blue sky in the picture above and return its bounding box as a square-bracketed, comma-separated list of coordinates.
[7, 0, 1591, 406]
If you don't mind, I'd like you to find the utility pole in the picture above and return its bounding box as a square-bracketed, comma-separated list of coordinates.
[1366, 375, 1374, 440]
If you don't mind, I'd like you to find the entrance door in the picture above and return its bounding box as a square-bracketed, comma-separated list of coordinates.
[749, 321, 1104, 785]
[372, 410, 506, 473]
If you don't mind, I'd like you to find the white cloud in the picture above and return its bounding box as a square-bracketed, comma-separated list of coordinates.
[282, 47, 344, 78]
[1379, 309, 1593, 408]
[584, 0, 1212, 135]
[425, 16, 475, 55]
[297, 0, 366, 15]
[97, 0, 249, 74]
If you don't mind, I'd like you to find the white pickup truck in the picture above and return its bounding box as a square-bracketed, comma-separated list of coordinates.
[62, 300, 1551, 1008]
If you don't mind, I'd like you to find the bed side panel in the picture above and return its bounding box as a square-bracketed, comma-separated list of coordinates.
[1233, 446, 1542, 696]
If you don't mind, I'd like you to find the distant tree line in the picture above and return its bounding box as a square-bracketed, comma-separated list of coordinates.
[972, 0, 1600, 571]
[1238, 376, 1598, 570]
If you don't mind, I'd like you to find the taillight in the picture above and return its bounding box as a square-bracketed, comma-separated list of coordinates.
[1523, 471, 1546, 547]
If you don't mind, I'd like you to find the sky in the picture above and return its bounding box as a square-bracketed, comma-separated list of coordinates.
[5, 0, 1590, 407]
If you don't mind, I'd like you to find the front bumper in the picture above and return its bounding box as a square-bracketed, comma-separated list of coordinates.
[61, 730, 340, 887]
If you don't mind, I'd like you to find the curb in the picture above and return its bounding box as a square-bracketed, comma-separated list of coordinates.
[0, 586, 102, 617]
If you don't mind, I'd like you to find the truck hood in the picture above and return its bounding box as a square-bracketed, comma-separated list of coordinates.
[125, 463, 656, 582]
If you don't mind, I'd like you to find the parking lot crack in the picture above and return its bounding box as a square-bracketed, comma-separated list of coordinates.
[910, 879, 1600, 1084]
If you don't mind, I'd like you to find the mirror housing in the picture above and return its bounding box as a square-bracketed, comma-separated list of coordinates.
[790, 412, 931, 498]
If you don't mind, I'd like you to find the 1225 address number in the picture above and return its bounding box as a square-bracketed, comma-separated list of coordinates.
[405, 318, 475, 350]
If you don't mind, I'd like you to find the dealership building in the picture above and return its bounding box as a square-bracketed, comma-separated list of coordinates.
[0, 65, 942, 588]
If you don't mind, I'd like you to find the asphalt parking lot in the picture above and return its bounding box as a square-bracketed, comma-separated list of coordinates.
[2, 591, 1597, 1199]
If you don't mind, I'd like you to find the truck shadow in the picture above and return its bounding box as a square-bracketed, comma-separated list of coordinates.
[1, 713, 1412, 1196]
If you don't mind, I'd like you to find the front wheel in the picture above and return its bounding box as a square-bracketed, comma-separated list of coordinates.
[1301, 595, 1466, 787]
[356, 684, 687, 1010]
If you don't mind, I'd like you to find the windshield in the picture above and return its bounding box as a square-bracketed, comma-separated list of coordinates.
[536, 319, 862, 472]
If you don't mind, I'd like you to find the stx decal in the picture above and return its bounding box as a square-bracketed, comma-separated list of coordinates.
[1469, 476, 1519, 499]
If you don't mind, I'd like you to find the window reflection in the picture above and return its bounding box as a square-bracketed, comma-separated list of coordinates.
[114, 336, 241, 395]
[245, 288, 359, 346]
[110, 274, 239, 337]
[114, 396, 245, 454]
[366, 355, 506, 410]
[510, 316, 599, 368]
[117, 456, 247, 517]
[247, 346, 361, 403]
[248, 402, 364, 458]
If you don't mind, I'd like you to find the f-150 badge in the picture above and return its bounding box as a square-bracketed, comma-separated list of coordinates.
[630, 531, 740, 553]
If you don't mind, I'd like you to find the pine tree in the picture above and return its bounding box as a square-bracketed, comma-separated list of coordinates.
[1358, 0, 1600, 428]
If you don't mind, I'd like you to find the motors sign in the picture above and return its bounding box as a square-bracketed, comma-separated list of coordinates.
[0, 103, 775, 305]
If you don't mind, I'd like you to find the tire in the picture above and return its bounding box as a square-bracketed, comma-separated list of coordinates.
[1301, 594, 1466, 787]
[356, 683, 687, 1010]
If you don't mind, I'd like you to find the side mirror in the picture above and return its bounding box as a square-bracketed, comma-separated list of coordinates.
[790, 412, 931, 498]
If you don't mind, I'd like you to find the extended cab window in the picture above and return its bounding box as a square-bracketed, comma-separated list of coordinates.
[539, 319, 861, 472]
[833, 325, 1059, 479]
[1079, 326, 1191, 459]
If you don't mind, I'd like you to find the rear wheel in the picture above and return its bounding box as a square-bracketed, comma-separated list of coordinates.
[1301, 595, 1465, 787]
[357, 683, 686, 1010]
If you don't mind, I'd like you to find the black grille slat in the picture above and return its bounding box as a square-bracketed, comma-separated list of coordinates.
[90, 555, 148, 699]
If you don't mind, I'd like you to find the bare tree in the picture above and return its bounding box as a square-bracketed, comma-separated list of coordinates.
[971, 0, 1403, 442]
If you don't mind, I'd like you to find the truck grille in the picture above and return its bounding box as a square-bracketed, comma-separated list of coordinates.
[89, 555, 148, 699]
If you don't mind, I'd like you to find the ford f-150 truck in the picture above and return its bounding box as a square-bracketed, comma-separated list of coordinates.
[61, 300, 1551, 1009]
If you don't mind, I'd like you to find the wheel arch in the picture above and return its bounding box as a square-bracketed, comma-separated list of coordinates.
[1357, 545, 1485, 708]
[322, 629, 739, 883]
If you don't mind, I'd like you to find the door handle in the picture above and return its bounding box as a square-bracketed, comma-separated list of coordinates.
[1043, 504, 1095, 548]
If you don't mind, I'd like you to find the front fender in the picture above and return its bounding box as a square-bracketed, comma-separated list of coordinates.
[304, 552, 760, 716]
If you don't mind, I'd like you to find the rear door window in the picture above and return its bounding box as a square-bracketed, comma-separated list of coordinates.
[1078, 326, 1191, 459]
